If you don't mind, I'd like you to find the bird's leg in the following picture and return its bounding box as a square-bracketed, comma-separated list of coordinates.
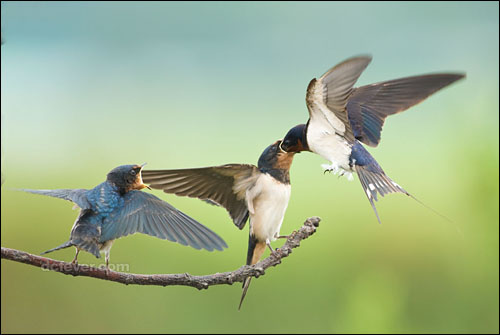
[71, 248, 80, 265]
[99, 240, 114, 275]
[337, 169, 354, 181]
[105, 250, 110, 274]
[266, 239, 279, 257]
[274, 231, 297, 240]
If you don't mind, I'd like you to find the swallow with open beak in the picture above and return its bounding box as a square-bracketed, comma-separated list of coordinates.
[141, 140, 296, 309]
[280, 56, 465, 224]
[22, 164, 227, 267]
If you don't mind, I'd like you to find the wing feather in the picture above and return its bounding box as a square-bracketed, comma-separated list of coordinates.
[347, 73, 465, 147]
[142, 164, 259, 230]
[306, 56, 372, 142]
[100, 191, 227, 251]
[21, 188, 91, 209]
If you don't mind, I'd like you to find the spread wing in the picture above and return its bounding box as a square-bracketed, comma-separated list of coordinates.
[141, 164, 259, 230]
[306, 56, 372, 143]
[346, 73, 465, 147]
[21, 188, 91, 209]
[100, 191, 227, 251]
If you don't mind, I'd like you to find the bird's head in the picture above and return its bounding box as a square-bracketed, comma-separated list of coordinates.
[107, 163, 149, 193]
[280, 124, 309, 153]
[258, 140, 296, 172]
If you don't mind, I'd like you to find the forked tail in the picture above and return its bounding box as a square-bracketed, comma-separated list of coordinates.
[355, 164, 452, 224]
[238, 235, 266, 310]
[239, 277, 253, 311]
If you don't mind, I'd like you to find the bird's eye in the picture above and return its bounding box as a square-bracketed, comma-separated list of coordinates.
[130, 170, 136, 176]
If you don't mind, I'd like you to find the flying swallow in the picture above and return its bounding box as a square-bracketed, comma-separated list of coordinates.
[280, 56, 464, 224]
[22, 164, 227, 267]
[141, 140, 297, 309]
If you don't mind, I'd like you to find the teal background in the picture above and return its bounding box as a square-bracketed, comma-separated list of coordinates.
[1, 2, 498, 333]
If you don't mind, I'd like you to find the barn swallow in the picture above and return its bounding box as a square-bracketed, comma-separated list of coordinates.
[280, 56, 465, 224]
[141, 140, 296, 309]
[22, 164, 227, 267]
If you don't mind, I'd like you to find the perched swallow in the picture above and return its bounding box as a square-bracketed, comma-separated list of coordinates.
[141, 140, 296, 309]
[22, 164, 227, 267]
[280, 56, 464, 224]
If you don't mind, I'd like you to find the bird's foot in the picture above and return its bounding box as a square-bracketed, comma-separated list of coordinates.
[104, 262, 111, 276]
[322, 164, 354, 180]
[269, 249, 280, 258]
[266, 239, 280, 258]
[322, 163, 339, 175]
[98, 264, 110, 276]
[275, 231, 297, 240]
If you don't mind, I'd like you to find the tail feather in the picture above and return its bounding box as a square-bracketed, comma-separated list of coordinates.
[355, 164, 452, 224]
[406, 192, 454, 223]
[351, 140, 452, 224]
[355, 165, 409, 224]
[239, 235, 266, 310]
[41, 241, 73, 255]
[72, 238, 101, 258]
[239, 277, 252, 310]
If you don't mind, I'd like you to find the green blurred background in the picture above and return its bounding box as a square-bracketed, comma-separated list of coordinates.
[1, 2, 498, 333]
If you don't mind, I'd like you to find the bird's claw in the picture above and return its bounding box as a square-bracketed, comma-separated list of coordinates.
[101, 265, 110, 276]
[275, 230, 297, 240]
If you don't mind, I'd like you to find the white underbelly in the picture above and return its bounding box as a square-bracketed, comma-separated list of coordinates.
[248, 174, 291, 243]
[307, 129, 352, 171]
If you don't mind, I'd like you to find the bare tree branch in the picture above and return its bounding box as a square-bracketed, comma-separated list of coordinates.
[1, 217, 320, 289]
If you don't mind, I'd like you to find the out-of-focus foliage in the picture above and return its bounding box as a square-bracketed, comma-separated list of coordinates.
[1, 2, 498, 333]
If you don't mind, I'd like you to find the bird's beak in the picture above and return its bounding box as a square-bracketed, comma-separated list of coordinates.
[138, 163, 151, 190]
[278, 140, 286, 153]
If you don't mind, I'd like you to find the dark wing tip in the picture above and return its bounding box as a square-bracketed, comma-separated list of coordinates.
[235, 211, 250, 230]
[430, 72, 466, 86]
[445, 72, 466, 80]
[170, 209, 228, 252]
[446, 73, 466, 86]
[340, 54, 373, 63]
[322, 55, 373, 80]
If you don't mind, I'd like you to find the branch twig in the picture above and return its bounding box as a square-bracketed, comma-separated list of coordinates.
[1, 217, 320, 289]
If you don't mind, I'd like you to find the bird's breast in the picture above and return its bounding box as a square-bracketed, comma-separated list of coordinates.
[248, 173, 291, 242]
[306, 119, 353, 172]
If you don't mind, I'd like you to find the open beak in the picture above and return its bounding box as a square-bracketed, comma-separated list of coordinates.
[278, 140, 286, 153]
[138, 163, 151, 190]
